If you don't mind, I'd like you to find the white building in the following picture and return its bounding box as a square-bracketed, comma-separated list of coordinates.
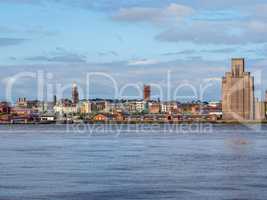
[161, 102, 179, 114]
[54, 104, 78, 115]
[161, 103, 167, 113]
[78, 101, 91, 114]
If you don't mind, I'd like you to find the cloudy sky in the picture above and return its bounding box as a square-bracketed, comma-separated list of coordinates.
[0, 0, 267, 102]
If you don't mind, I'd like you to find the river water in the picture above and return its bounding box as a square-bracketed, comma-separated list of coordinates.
[0, 124, 266, 200]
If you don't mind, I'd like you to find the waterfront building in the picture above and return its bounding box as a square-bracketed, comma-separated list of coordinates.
[126, 100, 145, 113]
[148, 102, 161, 114]
[179, 102, 209, 116]
[255, 99, 266, 121]
[27, 100, 41, 113]
[180, 103, 195, 115]
[72, 82, 79, 105]
[21, 101, 53, 114]
[0, 102, 11, 123]
[93, 113, 113, 121]
[89, 100, 113, 113]
[16, 98, 42, 112]
[106, 102, 120, 114]
[91, 101, 107, 113]
[113, 112, 126, 121]
[104, 101, 112, 113]
[161, 103, 167, 113]
[161, 101, 180, 114]
[191, 104, 201, 115]
[79, 101, 92, 114]
[143, 85, 151, 101]
[208, 101, 222, 118]
[11, 107, 33, 117]
[0, 102, 11, 114]
[54, 105, 78, 115]
[16, 98, 27, 108]
[54, 99, 78, 115]
[136, 101, 145, 113]
[108, 101, 120, 113]
[0, 114, 12, 123]
[14, 99, 40, 114]
[126, 101, 136, 113]
[43, 102, 55, 114]
[222, 58, 255, 121]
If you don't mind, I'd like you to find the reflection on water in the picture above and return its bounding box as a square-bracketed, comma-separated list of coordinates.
[0, 124, 267, 200]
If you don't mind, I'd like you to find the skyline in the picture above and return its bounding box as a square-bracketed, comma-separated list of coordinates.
[0, 0, 267, 101]
[1, 58, 266, 105]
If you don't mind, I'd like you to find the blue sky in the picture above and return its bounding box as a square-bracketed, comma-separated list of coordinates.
[0, 0, 267, 102]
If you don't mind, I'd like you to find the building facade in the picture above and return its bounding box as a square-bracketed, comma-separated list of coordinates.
[222, 58, 255, 121]
[148, 102, 161, 114]
[0, 102, 11, 114]
[16, 98, 28, 108]
[143, 85, 151, 101]
[79, 101, 92, 114]
[255, 99, 266, 121]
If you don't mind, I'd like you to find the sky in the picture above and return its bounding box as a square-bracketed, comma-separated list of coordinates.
[0, 0, 267, 102]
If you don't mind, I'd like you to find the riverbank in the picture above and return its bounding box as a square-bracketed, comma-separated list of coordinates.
[1, 120, 267, 125]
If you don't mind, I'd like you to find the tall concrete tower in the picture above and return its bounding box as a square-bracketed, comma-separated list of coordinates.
[222, 58, 255, 121]
[72, 82, 79, 105]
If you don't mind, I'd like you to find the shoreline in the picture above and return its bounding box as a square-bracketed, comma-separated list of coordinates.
[1, 120, 267, 125]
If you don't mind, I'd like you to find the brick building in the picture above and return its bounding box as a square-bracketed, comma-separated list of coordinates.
[143, 85, 151, 101]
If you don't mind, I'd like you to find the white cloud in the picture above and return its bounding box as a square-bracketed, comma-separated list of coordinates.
[247, 21, 267, 33]
[128, 59, 159, 66]
[113, 3, 194, 25]
[112, 2, 267, 45]
[254, 4, 267, 19]
[155, 18, 267, 44]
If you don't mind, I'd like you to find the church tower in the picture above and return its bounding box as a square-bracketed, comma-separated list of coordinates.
[72, 82, 79, 105]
